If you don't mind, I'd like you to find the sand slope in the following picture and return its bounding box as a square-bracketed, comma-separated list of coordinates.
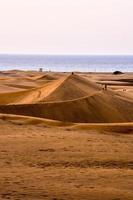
[0, 73, 101, 104]
[0, 72, 132, 123]
[36, 74, 57, 81]
[43, 74, 101, 102]
[0, 90, 133, 123]
[0, 71, 133, 200]
[0, 75, 66, 104]
[0, 118, 133, 200]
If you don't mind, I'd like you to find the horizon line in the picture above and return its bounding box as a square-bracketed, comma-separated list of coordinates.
[0, 53, 133, 56]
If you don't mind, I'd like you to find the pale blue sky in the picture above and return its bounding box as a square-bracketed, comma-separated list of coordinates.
[0, 0, 133, 54]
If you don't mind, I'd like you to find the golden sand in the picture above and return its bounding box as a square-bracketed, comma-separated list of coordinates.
[0, 71, 133, 199]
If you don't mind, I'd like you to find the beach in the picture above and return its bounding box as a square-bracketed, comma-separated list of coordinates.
[0, 70, 133, 199]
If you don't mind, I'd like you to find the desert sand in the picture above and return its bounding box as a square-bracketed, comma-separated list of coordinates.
[0, 70, 133, 200]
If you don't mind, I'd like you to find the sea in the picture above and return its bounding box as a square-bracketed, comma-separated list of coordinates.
[0, 54, 133, 72]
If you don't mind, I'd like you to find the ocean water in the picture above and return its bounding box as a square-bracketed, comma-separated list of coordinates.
[0, 54, 133, 72]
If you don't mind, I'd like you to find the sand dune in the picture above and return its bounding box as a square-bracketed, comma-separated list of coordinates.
[36, 73, 57, 81]
[0, 71, 132, 131]
[0, 89, 133, 123]
[0, 75, 66, 104]
[44, 73, 101, 102]
[0, 71, 133, 200]
[0, 73, 100, 104]
[0, 73, 133, 123]
[1, 113, 133, 134]
[0, 117, 133, 200]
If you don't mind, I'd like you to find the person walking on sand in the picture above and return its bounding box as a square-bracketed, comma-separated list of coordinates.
[105, 84, 107, 91]
[103, 84, 108, 91]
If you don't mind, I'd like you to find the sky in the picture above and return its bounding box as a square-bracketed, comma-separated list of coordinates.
[0, 0, 133, 55]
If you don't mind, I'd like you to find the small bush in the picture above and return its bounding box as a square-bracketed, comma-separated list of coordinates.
[113, 71, 123, 75]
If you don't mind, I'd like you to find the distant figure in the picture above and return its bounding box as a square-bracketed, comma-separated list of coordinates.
[39, 68, 43, 72]
[72, 72, 74, 75]
[105, 84, 107, 91]
[103, 84, 108, 91]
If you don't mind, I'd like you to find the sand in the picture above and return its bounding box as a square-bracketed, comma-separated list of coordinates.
[0, 70, 133, 200]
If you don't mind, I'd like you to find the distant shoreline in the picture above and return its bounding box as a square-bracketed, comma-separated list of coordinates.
[0, 54, 133, 72]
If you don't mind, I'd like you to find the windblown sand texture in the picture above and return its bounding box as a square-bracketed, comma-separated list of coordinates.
[0, 70, 133, 200]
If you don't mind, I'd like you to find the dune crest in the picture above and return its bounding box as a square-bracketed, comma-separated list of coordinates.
[43, 73, 101, 102]
[0, 72, 133, 124]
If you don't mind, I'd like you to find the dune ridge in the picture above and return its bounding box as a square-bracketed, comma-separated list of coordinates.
[0, 90, 133, 123]
[0, 75, 66, 104]
[0, 72, 133, 124]
[0, 71, 133, 200]
[43, 73, 101, 102]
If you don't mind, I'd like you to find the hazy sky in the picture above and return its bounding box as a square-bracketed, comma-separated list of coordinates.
[0, 0, 133, 54]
